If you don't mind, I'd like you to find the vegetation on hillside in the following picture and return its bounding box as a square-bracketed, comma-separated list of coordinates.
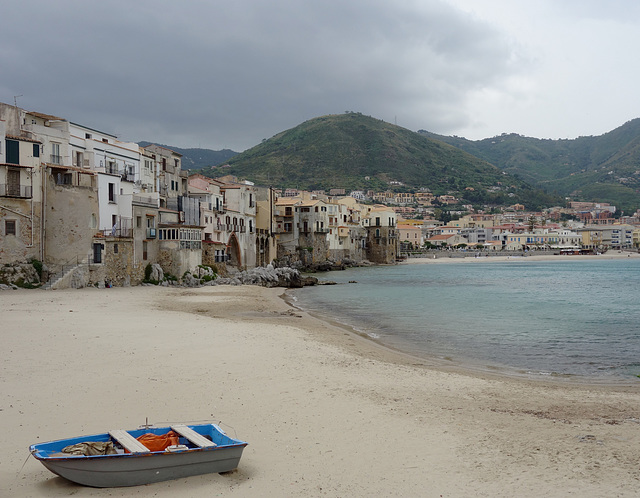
[199, 113, 560, 210]
[421, 119, 640, 212]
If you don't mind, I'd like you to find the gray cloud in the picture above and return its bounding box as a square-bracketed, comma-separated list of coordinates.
[3, 1, 524, 150]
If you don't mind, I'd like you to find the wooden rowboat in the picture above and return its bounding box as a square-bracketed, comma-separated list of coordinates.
[29, 422, 248, 487]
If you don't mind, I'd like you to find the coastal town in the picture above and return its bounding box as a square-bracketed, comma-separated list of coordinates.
[2, 101, 640, 288]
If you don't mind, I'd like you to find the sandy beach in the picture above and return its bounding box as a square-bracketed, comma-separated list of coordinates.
[2, 277, 639, 496]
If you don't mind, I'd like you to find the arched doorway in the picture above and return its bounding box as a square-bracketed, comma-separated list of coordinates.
[227, 233, 242, 267]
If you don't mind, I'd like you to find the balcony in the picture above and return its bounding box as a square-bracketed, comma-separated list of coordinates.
[105, 164, 119, 175]
[146, 228, 157, 239]
[102, 227, 133, 238]
[132, 194, 159, 208]
[0, 184, 32, 198]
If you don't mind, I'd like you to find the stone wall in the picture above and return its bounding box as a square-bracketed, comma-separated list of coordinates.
[44, 174, 98, 266]
[103, 239, 144, 286]
[366, 226, 397, 264]
[0, 197, 42, 264]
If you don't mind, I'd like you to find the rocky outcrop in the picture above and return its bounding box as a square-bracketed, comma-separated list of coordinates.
[212, 265, 317, 288]
[278, 256, 370, 273]
[178, 264, 317, 288]
[0, 261, 42, 288]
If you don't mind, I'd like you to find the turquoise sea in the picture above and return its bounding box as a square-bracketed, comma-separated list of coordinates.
[291, 258, 640, 382]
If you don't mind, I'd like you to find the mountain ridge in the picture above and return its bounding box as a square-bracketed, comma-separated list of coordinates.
[197, 113, 559, 210]
[137, 141, 238, 169]
[420, 119, 640, 212]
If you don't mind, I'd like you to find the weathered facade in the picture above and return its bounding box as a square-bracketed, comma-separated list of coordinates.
[362, 205, 398, 264]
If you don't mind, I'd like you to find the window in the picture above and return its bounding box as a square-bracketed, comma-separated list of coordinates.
[85, 133, 92, 139]
[143, 241, 148, 260]
[114, 243, 119, 254]
[136, 216, 142, 228]
[5, 220, 16, 236]
[147, 216, 155, 228]
[6, 139, 19, 164]
[33, 143, 40, 158]
[108, 183, 116, 202]
[51, 143, 61, 165]
[56, 172, 72, 185]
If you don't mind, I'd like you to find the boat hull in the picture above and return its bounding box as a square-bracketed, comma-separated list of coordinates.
[39, 445, 245, 487]
[30, 423, 247, 488]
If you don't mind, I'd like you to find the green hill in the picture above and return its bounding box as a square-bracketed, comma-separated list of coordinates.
[200, 113, 559, 210]
[420, 119, 640, 212]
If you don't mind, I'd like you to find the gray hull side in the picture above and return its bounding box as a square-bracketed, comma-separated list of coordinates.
[41, 446, 246, 487]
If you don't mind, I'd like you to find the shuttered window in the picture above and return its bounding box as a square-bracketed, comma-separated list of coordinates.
[5, 139, 19, 164]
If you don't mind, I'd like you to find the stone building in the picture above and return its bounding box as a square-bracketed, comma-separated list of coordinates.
[362, 205, 398, 264]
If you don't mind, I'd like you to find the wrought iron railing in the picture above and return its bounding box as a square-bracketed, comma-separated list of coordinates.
[102, 227, 133, 238]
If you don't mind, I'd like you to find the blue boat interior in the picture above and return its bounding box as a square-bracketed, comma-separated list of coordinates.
[31, 424, 245, 459]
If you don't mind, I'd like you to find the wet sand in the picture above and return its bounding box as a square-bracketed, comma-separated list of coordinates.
[2, 284, 639, 497]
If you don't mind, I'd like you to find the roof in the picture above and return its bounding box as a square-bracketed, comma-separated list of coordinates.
[47, 163, 96, 174]
[5, 134, 41, 144]
[142, 143, 182, 156]
[276, 197, 301, 206]
[428, 233, 458, 241]
[27, 111, 66, 122]
[298, 200, 321, 207]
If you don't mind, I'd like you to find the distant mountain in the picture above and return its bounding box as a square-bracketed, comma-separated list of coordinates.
[199, 113, 559, 210]
[137, 141, 238, 170]
[420, 119, 640, 213]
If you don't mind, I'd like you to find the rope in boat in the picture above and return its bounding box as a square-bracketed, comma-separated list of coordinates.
[13, 453, 32, 489]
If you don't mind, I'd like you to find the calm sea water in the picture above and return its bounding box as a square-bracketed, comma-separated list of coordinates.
[291, 258, 640, 382]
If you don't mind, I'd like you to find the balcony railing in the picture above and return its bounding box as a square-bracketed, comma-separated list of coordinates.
[102, 227, 133, 238]
[105, 164, 118, 175]
[0, 184, 32, 198]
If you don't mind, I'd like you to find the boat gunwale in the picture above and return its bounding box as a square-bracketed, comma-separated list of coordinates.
[29, 424, 248, 462]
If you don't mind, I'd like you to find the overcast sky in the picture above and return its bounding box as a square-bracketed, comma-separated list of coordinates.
[3, 0, 640, 151]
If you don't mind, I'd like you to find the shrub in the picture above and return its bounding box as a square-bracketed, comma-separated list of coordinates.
[144, 263, 153, 281]
[30, 258, 43, 277]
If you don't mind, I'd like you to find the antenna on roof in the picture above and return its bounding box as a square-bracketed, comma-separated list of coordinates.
[13, 95, 23, 107]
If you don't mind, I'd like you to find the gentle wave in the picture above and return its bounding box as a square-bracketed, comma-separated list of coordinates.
[293, 259, 640, 381]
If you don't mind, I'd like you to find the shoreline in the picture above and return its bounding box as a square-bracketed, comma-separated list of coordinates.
[296, 253, 640, 388]
[284, 289, 640, 391]
[3, 286, 640, 496]
[400, 251, 640, 264]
